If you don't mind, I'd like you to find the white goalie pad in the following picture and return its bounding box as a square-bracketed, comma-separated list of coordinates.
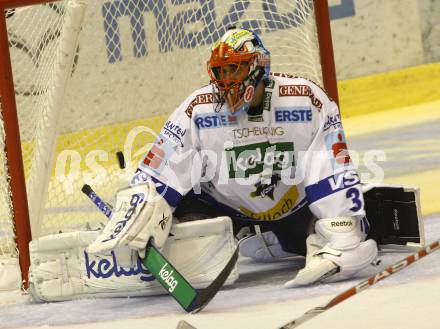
[28, 216, 238, 302]
[0, 256, 21, 291]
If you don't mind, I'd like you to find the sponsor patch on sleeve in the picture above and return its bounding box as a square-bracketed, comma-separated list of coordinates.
[323, 113, 342, 131]
[141, 134, 177, 174]
[163, 120, 186, 147]
[324, 129, 352, 171]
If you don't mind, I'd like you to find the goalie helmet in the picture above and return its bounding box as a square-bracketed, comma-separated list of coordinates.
[207, 28, 270, 114]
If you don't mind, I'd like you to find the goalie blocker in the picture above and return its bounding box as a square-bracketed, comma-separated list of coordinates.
[362, 183, 424, 249]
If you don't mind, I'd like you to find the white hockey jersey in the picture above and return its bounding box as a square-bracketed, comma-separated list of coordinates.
[132, 74, 365, 222]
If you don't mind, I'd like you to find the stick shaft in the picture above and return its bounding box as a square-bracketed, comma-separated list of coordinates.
[327, 240, 440, 308]
[81, 184, 113, 218]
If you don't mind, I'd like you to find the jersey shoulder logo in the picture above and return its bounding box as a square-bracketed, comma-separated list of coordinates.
[185, 92, 220, 118]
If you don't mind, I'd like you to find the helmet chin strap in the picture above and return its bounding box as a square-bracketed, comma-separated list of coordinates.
[227, 85, 254, 116]
[229, 102, 251, 116]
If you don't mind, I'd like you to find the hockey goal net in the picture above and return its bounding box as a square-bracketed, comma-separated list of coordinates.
[0, 0, 337, 290]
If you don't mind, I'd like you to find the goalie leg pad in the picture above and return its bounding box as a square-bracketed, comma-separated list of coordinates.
[0, 256, 21, 291]
[29, 217, 238, 302]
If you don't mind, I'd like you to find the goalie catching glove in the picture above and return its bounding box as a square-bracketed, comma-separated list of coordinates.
[87, 182, 172, 257]
[285, 216, 378, 287]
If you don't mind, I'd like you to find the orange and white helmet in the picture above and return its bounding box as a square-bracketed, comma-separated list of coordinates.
[207, 28, 270, 114]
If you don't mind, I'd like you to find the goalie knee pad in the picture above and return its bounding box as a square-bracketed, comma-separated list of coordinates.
[0, 256, 21, 291]
[239, 230, 303, 263]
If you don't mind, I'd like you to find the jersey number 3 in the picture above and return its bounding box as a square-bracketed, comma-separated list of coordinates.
[346, 188, 362, 212]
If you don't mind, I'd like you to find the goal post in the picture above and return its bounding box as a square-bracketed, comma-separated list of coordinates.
[0, 0, 33, 289]
[314, 0, 338, 105]
[0, 0, 88, 289]
[0, 0, 339, 291]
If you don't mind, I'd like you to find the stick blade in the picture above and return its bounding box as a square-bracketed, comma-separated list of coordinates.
[81, 183, 92, 195]
[188, 246, 239, 313]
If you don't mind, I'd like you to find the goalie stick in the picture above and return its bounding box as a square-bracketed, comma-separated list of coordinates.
[278, 240, 440, 328]
[81, 184, 239, 313]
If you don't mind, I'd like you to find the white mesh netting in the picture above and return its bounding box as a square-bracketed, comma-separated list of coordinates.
[0, 0, 324, 283]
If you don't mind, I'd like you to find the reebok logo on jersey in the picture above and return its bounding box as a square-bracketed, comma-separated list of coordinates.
[275, 107, 312, 123]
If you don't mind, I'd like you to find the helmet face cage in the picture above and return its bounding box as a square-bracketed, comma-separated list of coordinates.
[207, 29, 270, 113]
[207, 48, 256, 111]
